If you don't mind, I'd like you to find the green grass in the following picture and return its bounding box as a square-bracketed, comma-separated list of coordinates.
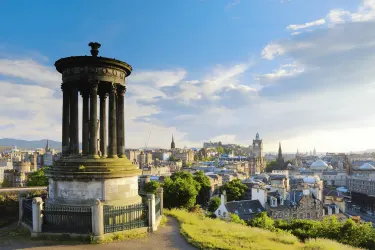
[165, 209, 361, 250]
[160, 215, 168, 227]
[92, 230, 147, 244]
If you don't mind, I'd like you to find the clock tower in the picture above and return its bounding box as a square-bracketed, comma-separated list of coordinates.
[252, 132, 263, 158]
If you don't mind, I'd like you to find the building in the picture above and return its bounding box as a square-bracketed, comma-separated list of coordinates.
[248, 133, 266, 174]
[3, 160, 31, 187]
[276, 142, 284, 169]
[323, 189, 346, 213]
[347, 174, 375, 211]
[321, 170, 347, 186]
[206, 174, 223, 197]
[171, 135, 175, 149]
[215, 192, 265, 220]
[251, 185, 324, 220]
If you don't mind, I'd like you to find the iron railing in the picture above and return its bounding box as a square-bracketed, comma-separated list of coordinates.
[42, 204, 92, 234]
[22, 199, 33, 228]
[155, 197, 161, 219]
[103, 203, 148, 233]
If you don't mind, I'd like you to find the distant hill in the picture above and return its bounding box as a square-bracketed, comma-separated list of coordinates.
[0, 138, 62, 150]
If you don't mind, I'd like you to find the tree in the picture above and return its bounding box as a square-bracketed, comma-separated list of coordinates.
[247, 212, 275, 231]
[1, 178, 10, 188]
[193, 171, 211, 206]
[265, 160, 277, 173]
[143, 180, 160, 194]
[26, 167, 48, 187]
[163, 171, 200, 209]
[220, 179, 247, 202]
[216, 146, 224, 155]
[207, 197, 221, 213]
[168, 155, 179, 162]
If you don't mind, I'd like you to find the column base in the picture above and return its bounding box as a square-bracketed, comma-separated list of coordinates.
[108, 155, 118, 159]
[101, 155, 108, 159]
[88, 154, 100, 159]
[119, 154, 127, 158]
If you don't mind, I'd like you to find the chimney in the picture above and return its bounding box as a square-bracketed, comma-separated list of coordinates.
[221, 190, 227, 205]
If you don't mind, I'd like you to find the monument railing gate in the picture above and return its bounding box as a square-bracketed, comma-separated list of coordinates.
[103, 203, 148, 233]
[42, 204, 92, 234]
[22, 198, 33, 228]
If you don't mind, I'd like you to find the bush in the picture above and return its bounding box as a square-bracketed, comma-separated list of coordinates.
[207, 197, 221, 213]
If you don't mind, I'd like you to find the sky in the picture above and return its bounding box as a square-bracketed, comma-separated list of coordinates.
[0, 0, 374, 153]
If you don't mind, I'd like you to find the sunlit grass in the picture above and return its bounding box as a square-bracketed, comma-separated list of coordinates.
[166, 209, 361, 250]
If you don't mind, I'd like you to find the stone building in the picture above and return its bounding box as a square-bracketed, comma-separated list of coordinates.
[248, 133, 266, 174]
[171, 149, 195, 166]
[251, 185, 324, 220]
[347, 174, 375, 211]
[4, 160, 31, 187]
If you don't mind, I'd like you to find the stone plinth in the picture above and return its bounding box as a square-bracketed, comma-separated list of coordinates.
[46, 157, 141, 206]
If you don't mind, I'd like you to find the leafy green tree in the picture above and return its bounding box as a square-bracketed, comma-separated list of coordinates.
[26, 167, 49, 187]
[1, 178, 10, 187]
[168, 155, 179, 162]
[229, 213, 246, 225]
[247, 212, 275, 231]
[220, 179, 247, 202]
[193, 171, 211, 206]
[265, 160, 277, 173]
[163, 171, 200, 209]
[143, 180, 160, 194]
[207, 197, 221, 213]
[216, 146, 224, 155]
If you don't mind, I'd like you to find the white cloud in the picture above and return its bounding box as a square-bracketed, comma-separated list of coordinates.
[287, 19, 326, 31]
[256, 61, 305, 81]
[130, 69, 186, 87]
[261, 43, 286, 60]
[0, 59, 60, 89]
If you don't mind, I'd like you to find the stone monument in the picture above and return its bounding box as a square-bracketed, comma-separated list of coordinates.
[46, 42, 142, 207]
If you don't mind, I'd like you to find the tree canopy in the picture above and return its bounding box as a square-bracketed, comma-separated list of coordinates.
[193, 171, 211, 206]
[26, 167, 49, 187]
[207, 197, 221, 213]
[163, 171, 200, 209]
[143, 180, 160, 194]
[219, 179, 247, 202]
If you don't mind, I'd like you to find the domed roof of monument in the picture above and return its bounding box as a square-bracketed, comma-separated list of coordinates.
[359, 163, 375, 170]
[310, 160, 328, 170]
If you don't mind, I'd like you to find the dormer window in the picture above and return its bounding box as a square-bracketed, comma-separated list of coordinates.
[249, 209, 253, 213]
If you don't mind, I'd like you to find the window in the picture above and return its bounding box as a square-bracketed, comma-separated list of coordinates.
[223, 212, 227, 217]
[218, 210, 221, 215]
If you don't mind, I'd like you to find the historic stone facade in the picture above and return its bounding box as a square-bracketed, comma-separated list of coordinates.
[249, 133, 266, 174]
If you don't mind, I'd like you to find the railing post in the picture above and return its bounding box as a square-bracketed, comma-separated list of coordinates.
[92, 199, 104, 237]
[156, 188, 164, 215]
[147, 194, 156, 232]
[18, 192, 25, 224]
[32, 197, 43, 234]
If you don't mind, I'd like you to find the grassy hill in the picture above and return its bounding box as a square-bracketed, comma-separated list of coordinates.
[0, 138, 63, 150]
[166, 209, 360, 250]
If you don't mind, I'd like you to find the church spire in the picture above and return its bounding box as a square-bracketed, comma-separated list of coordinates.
[45, 139, 49, 152]
[277, 142, 284, 169]
[278, 142, 282, 157]
[171, 134, 176, 149]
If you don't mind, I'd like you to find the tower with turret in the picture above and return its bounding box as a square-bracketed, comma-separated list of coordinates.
[252, 132, 263, 158]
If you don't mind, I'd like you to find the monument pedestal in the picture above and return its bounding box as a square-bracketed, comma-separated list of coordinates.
[46, 157, 142, 206]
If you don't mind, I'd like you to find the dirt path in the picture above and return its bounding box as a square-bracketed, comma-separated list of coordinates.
[0, 217, 196, 250]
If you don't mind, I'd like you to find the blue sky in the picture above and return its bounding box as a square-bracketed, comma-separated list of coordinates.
[0, 0, 374, 153]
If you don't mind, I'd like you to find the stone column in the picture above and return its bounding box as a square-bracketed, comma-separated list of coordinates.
[92, 199, 104, 238]
[69, 86, 79, 155]
[108, 84, 117, 158]
[32, 197, 43, 234]
[117, 86, 126, 158]
[81, 90, 90, 156]
[89, 82, 99, 158]
[156, 188, 164, 215]
[61, 84, 70, 156]
[147, 194, 156, 232]
[99, 93, 108, 158]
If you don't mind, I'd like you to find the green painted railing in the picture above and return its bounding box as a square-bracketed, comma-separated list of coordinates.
[42, 204, 92, 234]
[22, 199, 33, 228]
[103, 203, 148, 233]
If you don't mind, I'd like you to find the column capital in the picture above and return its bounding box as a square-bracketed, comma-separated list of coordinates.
[99, 91, 109, 99]
[61, 83, 70, 91]
[80, 89, 90, 98]
[117, 85, 126, 96]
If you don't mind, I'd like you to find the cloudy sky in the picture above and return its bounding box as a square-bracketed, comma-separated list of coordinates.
[0, 0, 375, 153]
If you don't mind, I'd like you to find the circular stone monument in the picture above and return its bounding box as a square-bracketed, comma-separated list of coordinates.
[45, 42, 142, 207]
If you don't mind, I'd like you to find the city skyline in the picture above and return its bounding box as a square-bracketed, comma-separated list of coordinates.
[0, 0, 375, 153]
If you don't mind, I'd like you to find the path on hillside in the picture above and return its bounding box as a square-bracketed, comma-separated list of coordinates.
[0, 217, 196, 250]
